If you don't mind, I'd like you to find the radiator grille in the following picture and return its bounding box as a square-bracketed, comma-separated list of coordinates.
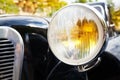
[0, 38, 15, 80]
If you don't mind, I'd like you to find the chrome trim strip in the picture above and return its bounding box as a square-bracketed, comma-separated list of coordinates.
[0, 27, 24, 80]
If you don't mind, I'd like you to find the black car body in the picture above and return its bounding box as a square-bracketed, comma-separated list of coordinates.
[0, 2, 120, 80]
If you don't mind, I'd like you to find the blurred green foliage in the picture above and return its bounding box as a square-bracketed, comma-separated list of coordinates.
[0, 0, 67, 16]
[38, 0, 67, 16]
[0, 0, 19, 14]
[76, 0, 98, 3]
[0, 0, 119, 21]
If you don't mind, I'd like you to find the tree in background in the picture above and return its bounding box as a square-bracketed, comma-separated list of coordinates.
[76, 0, 98, 3]
[76, 0, 87, 3]
[0, 0, 67, 16]
[17, 0, 39, 14]
[76, 0, 120, 31]
[107, 0, 120, 30]
[0, 0, 19, 14]
[16, 0, 67, 16]
[38, 0, 67, 16]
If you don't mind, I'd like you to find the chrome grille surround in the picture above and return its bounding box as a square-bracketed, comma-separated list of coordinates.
[0, 26, 24, 80]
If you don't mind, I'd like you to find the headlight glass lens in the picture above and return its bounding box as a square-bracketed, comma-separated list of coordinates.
[48, 4, 106, 65]
[67, 18, 98, 59]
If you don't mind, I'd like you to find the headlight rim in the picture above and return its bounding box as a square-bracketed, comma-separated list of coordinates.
[48, 3, 107, 65]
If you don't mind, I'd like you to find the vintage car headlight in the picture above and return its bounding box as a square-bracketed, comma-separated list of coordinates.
[48, 3, 107, 65]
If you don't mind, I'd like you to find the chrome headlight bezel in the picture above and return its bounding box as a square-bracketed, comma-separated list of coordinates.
[48, 3, 107, 65]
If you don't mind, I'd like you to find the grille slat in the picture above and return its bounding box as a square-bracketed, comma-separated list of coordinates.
[0, 40, 10, 43]
[0, 54, 14, 59]
[0, 58, 14, 62]
[0, 65, 13, 70]
[0, 38, 15, 80]
[0, 62, 14, 66]
[0, 69, 13, 74]
[0, 47, 14, 51]
[0, 73, 13, 79]
[2, 77, 12, 80]
[0, 43, 14, 48]
[0, 51, 14, 54]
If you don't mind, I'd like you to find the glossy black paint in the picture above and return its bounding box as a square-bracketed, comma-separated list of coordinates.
[0, 15, 48, 28]
[0, 15, 82, 80]
[0, 15, 120, 80]
[88, 2, 109, 22]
